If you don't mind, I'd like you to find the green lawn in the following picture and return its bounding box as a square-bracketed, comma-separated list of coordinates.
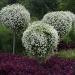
[57, 49, 75, 59]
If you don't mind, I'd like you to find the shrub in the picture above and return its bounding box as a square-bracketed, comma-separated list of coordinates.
[42, 11, 72, 39]
[59, 0, 75, 14]
[58, 12, 75, 49]
[0, 53, 49, 75]
[43, 55, 75, 75]
[22, 22, 59, 61]
[68, 12, 75, 42]
[31, 17, 39, 22]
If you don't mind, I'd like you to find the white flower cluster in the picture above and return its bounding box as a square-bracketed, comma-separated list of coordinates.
[31, 21, 42, 24]
[63, 11, 75, 34]
[42, 11, 72, 39]
[0, 4, 30, 34]
[22, 22, 59, 59]
[29, 21, 41, 27]
[64, 11, 75, 30]
[64, 11, 75, 23]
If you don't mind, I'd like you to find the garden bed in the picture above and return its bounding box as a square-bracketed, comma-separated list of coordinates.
[0, 53, 49, 75]
[0, 50, 75, 75]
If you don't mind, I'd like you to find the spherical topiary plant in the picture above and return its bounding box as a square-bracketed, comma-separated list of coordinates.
[42, 11, 72, 40]
[22, 22, 59, 61]
[0, 3, 30, 35]
[64, 11, 75, 23]
[31, 21, 42, 24]
[29, 21, 41, 27]
[64, 11, 75, 42]
[62, 11, 75, 41]
[0, 4, 30, 54]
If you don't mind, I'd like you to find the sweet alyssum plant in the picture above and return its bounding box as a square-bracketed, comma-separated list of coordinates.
[22, 22, 59, 60]
[42, 11, 72, 40]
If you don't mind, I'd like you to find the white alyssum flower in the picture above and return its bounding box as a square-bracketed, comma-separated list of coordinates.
[29, 21, 41, 27]
[63, 11, 75, 30]
[31, 21, 42, 24]
[22, 22, 59, 60]
[64, 11, 75, 23]
[42, 11, 72, 39]
[0, 4, 30, 34]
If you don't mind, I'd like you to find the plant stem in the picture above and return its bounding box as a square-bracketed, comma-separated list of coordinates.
[13, 31, 16, 54]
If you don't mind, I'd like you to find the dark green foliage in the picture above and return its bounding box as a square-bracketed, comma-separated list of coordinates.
[18, 0, 58, 19]
[63, 23, 75, 44]
[58, 23, 75, 49]
[8, 0, 17, 4]
[66, 0, 75, 13]
[0, 24, 24, 54]
[15, 36, 24, 54]
[0, 0, 8, 10]
[63, 34, 72, 45]
[0, 25, 12, 52]
[69, 23, 75, 42]
[0, 0, 18, 10]
[59, 0, 75, 13]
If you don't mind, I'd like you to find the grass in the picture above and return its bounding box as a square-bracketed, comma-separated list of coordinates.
[57, 49, 75, 59]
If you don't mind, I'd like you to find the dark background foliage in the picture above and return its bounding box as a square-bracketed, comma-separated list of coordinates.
[59, 0, 75, 14]
[0, 0, 75, 18]
[0, 25, 24, 54]
[0, 0, 59, 19]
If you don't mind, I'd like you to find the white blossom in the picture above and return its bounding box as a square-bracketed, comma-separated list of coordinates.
[63, 11, 75, 30]
[31, 21, 42, 24]
[64, 11, 75, 23]
[0, 4, 30, 35]
[29, 21, 41, 27]
[42, 11, 72, 39]
[22, 22, 59, 60]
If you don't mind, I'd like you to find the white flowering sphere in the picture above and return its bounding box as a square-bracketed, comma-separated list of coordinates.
[63, 11, 75, 30]
[64, 11, 75, 40]
[22, 22, 59, 60]
[42, 11, 72, 39]
[29, 21, 41, 27]
[31, 21, 42, 24]
[0, 4, 30, 34]
[64, 11, 75, 22]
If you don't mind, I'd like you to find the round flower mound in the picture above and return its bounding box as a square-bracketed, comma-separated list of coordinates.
[22, 22, 59, 60]
[29, 21, 41, 27]
[42, 11, 72, 39]
[64, 11, 75, 23]
[31, 21, 42, 24]
[0, 4, 30, 34]
[0, 53, 49, 75]
[62, 11, 75, 44]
